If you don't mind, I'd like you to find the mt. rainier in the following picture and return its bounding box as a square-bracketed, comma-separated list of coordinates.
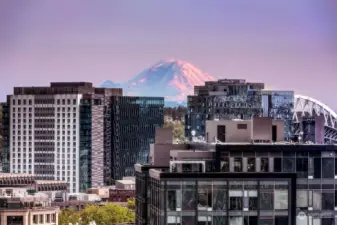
[102, 59, 216, 105]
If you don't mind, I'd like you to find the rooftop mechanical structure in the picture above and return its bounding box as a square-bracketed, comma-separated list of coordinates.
[293, 94, 337, 143]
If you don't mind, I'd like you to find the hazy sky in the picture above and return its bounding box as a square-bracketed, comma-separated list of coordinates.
[0, 0, 336, 108]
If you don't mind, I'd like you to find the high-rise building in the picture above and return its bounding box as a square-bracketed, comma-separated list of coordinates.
[185, 79, 265, 140]
[109, 96, 164, 181]
[5, 82, 122, 192]
[261, 90, 294, 140]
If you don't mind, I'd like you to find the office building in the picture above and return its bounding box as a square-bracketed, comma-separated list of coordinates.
[110, 96, 164, 181]
[4, 82, 122, 193]
[261, 90, 294, 140]
[4, 82, 163, 192]
[185, 79, 265, 140]
[78, 88, 122, 191]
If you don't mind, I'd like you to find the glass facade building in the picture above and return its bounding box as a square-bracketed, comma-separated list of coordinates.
[111, 96, 164, 180]
[262, 91, 294, 141]
[136, 143, 337, 225]
[215, 144, 337, 225]
[0, 102, 9, 172]
[146, 172, 296, 225]
[185, 79, 265, 140]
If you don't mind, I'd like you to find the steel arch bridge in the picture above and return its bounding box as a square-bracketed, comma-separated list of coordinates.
[293, 95, 337, 143]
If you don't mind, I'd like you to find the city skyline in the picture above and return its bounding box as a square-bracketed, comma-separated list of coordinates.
[1, 0, 336, 109]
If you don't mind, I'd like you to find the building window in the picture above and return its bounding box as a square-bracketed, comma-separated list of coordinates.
[234, 158, 242, 172]
[197, 182, 212, 210]
[274, 190, 288, 210]
[283, 158, 295, 172]
[296, 157, 309, 178]
[259, 192, 273, 210]
[213, 182, 227, 210]
[237, 124, 247, 129]
[247, 158, 255, 172]
[229, 190, 242, 210]
[260, 158, 269, 172]
[322, 158, 334, 178]
[297, 190, 308, 209]
[229, 217, 243, 225]
[308, 190, 322, 210]
[182, 181, 196, 211]
[322, 191, 334, 210]
[220, 158, 229, 172]
[167, 190, 177, 211]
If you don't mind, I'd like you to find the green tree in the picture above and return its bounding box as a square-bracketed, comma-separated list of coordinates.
[59, 208, 80, 225]
[127, 198, 136, 210]
[59, 202, 136, 225]
[164, 120, 185, 142]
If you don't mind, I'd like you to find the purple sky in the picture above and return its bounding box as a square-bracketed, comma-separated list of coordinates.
[0, 0, 336, 109]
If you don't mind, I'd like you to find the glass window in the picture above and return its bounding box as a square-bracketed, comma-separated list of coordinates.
[221, 157, 229, 172]
[198, 182, 212, 210]
[244, 216, 257, 225]
[259, 192, 273, 210]
[247, 190, 258, 210]
[182, 181, 196, 211]
[274, 190, 288, 210]
[229, 217, 242, 225]
[234, 158, 242, 172]
[260, 158, 269, 172]
[274, 158, 282, 172]
[275, 216, 288, 225]
[296, 158, 308, 178]
[322, 158, 334, 178]
[167, 190, 177, 211]
[309, 190, 322, 210]
[322, 191, 334, 210]
[247, 158, 255, 172]
[297, 190, 308, 208]
[313, 158, 322, 178]
[213, 216, 227, 225]
[229, 190, 242, 210]
[283, 158, 295, 172]
[321, 218, 334, 225]
[182, 216, 195, 225]
[259, 218, 273, 225]
[213, 182, 227, 210]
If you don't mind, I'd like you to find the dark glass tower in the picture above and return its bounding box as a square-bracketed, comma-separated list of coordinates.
[110, 96, 164, 180]
[262, 90, 294, 140]
[0, 102, 9, 172]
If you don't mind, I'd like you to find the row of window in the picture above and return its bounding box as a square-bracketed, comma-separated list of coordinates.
[167, 189, 288, 211]
[32, 213, 56, 224]
[165, 216, 332, 225]
[220, 156, 337, 178]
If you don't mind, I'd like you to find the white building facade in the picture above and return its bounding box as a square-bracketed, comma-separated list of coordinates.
[9, 93, 81, 193]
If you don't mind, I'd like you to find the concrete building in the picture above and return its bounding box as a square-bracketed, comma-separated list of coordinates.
[149, 117, 285, 168]
[0, 175, 60, 225]
[205, 117, 285, 143]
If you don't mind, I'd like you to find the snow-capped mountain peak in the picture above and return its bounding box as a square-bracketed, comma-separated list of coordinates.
[102, 58, 216, 104]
